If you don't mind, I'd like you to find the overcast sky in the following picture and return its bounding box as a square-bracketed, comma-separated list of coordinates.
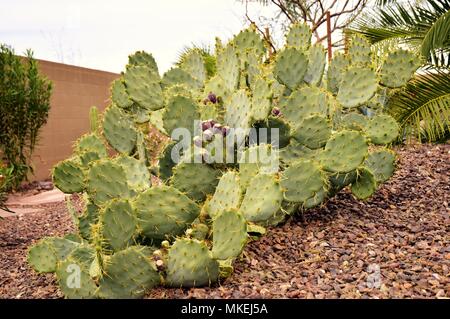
[0, 0, 278, 73]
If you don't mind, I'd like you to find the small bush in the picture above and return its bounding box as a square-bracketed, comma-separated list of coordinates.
[0, 162, 14, 217]
[0, 44, 53, 189]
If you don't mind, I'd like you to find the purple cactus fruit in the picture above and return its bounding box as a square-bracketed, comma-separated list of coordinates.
[222, 125, 230, 136]
[153, 249, 162, 257]
[207, 92, 217, 104]
[201, 120, 212, 131]
[212, 123, 223, 134]
[272, 107, 281, 116]
[155, 259, 165, 271]
[193, 135, 202, 147]
[203, 128, 214, 141]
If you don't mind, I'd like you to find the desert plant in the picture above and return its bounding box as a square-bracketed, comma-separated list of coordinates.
[27, 24, 416, 298]
[0, 163, 14, 218]
[0, 44, 53, 188]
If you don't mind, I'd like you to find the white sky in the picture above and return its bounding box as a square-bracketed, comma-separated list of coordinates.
[0, 0, 278, 73]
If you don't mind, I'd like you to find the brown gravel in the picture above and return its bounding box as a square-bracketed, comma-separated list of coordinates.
[0, 144, 449, 299]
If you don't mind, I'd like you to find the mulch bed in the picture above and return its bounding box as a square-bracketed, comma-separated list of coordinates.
[0, 144, 448, 299]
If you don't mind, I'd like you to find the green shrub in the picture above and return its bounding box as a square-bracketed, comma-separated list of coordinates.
[0, 44, 52, 189]
[0, 163, 14, 217]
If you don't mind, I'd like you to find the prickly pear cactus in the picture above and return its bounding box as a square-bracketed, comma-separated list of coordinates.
[28, 24, 417, 298]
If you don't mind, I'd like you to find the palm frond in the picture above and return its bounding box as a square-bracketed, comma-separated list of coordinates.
[349, 0, 450, 58]
[388, 70, 450, 143]
[430, 47, 450, 68]
[375, 0, 396, 6]
[175, 43, 216, 77]
[421, 8, 450, 62]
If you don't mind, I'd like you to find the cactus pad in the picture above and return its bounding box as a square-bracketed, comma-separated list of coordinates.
[285, 23, 312, 50]
[292, 114, 331, 149]
[251, 77, 272, 121]
[56, 257, 97, 299]
[102, 105, 137, 154]
[67, 245, 95, 268]
[212, 209, 247, 260]
[339, 112, 368, 131]
[240, 173, 283, 222]
[163, 95, 200, 137]
[161, 67, 201, 90]
[180, 49, 207, 84]
[329, 170, 357, 193]
[87, 160, 131, 205]
[98, 246, 160, 298]
[327, 52, 350, 94]
[216, 45, 240, 91]
[242, 50, 262, 89]
[274, 47, 308, 90]
[27, 241, 57, 273]
[337, 67, 377, 108]
[134, 185, 200, 240]
[53, 158, 85, 193]
[380, 49, 419, 88]
[114, 155, 151, 192]
[351, 167, 377, 200]
[128, 51, 159, 74]
[239, 144, 279, 188]
[225, 89, 252, 132]
[233, 26, 265, 57]
[364, 114, 399, 144]
[364, 149, 395, 183]
[158, 141, 183, 181]
[149, 109, 168, 134]
[186, 222, 210, 240]
[304, 44, 326, 86]
[253, 116, 291, 149]
[166, 238, 219, 287]
[198, 101, 220, 121]
[171, 163, 221, 202]
[205, 171, 242, 218]
[78, 201, 99, 240]
[99, 199, 137, 251]
[303, 187, 328, 209]
[280, 140, 321, 164]
[124, 65, 163, 111]
[204, 75, 229, 101]
[128, 103, 151, 124]
[348, 34, 372, 66]
[281, 159, 327, 203]
[111, 79, 133, 109]
[320, 130, 368, 173]
[75, 134, 107, 158]
[281, 86, 330, 124]
[28, 237, 79, 273]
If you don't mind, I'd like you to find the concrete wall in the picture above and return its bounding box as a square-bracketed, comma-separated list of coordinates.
[30, 59, 119, 181]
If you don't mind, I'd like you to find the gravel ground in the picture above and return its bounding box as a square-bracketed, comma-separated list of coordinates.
[0, 144, 449, 299]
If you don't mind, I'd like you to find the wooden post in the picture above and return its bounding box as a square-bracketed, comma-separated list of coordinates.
[344, 31, 350, 54]
[265, 27, 273, 58]
[326, 11, 332, 62]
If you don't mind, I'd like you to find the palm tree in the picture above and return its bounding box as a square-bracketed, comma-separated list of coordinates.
[175, 44, 216, 78]
[349, 0, 450, 143]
